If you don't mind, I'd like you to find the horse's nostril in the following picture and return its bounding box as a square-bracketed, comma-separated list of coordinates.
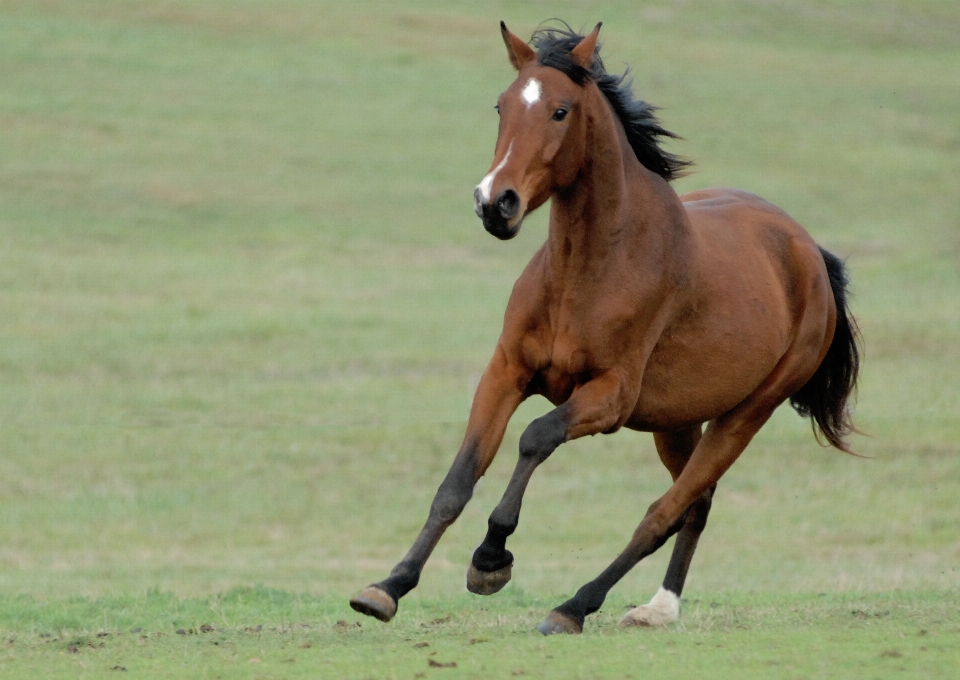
[497, 189, 520, 220]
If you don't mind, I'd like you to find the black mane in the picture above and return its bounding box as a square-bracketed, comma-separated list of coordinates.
[531, 23, 692, 181]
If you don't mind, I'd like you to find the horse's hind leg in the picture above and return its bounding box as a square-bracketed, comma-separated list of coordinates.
[621, 486, 714, 626]
[537, 406, 777, 635]
[623, 427, 715, 627]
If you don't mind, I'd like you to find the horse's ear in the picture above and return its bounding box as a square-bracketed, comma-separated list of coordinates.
[501, 21, 536, 71]
[570, 22, 602, 70]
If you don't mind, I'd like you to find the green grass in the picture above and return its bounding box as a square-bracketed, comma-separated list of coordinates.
[1, 589, 959, 679]
[1, 0, 959, 676]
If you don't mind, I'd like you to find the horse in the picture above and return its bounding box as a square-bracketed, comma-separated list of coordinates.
[350, 21, 860, 635]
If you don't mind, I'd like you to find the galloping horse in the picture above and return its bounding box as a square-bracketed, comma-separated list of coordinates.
[351, 22, 859, 634]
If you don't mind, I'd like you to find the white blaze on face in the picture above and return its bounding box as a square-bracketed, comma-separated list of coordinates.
[521, 78, 542, 107]
[476, 141, 513, 204]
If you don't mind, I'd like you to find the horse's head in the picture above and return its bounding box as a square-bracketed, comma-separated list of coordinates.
[474, 22, 601, 240]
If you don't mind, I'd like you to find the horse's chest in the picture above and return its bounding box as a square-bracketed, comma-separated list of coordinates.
[523, 330, 595, 404]
[550, 341, 590, 377]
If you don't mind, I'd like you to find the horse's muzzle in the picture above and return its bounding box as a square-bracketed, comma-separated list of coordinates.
[474, 188, 522, 240]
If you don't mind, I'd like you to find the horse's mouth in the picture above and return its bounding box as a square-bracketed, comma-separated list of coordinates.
[475, 199, 523, 240]
[474, 186, 524, 240]
[481, 213, 523, 240]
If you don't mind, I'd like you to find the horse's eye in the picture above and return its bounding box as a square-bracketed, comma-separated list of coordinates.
[552, 108, 569, 121]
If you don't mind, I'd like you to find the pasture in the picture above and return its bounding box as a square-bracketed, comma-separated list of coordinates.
[1, 0, 959, 677]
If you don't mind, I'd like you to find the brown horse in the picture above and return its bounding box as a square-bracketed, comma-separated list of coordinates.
[350, 22, 860, 635]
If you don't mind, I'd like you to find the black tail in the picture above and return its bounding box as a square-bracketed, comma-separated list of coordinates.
[789, 247, 862, 453]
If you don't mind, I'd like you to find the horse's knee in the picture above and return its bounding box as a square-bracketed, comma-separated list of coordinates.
[430, 469, 475, 524]
[430, 485, 471, 524]
[519, 410, 567, 462]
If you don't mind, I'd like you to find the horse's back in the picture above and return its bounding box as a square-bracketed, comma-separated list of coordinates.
[681, 187, 806, 239]
[680, 187, 826, 289]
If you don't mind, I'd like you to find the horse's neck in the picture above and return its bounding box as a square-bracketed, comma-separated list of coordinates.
[546, 94, 684, 281]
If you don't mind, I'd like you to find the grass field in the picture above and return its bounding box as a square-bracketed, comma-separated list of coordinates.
[1, 0, 959, 677]
[1, 589, 958, 679]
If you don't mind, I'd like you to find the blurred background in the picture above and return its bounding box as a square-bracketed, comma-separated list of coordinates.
[1, 0, 958, 602]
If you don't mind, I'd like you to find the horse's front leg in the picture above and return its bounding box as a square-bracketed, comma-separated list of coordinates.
[467, 370, 630, 596]
[349, 348, 528, 622]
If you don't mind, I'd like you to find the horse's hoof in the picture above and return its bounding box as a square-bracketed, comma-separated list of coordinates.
[620, 605, 675, 627]
[466, 563, 512, 595]
[349, 586, 397, 623]
[537, 610, 582, 635]
[620, 587, 680, 628]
